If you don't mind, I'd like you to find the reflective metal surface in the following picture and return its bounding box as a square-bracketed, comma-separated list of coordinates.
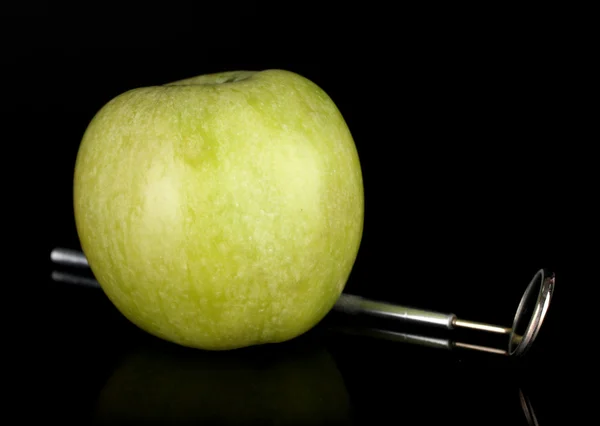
[520, 388, 540, 426]
[509, 269, 555, 356]
[334, 294, 456, 329]
[328, 325, 508, 355]
[50, 247, 89, 268]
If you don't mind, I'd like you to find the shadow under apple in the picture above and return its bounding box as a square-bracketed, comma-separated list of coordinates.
[92, 340, 352, 425]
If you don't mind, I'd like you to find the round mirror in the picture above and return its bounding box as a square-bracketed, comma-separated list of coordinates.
[508, 269, 555, 356]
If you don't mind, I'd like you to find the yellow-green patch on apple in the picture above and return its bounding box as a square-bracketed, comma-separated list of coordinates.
[74, 69, 364, 350]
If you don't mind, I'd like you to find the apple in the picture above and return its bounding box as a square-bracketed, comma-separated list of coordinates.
[73, 69, 364, 350]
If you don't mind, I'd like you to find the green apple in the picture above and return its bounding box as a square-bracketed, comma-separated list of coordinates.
[73, 69, 364, 350]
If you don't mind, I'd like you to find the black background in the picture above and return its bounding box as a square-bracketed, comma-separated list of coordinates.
[5, 4, 590, 425]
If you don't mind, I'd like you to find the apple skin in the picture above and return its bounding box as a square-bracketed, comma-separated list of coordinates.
[73, 69, 364, 350]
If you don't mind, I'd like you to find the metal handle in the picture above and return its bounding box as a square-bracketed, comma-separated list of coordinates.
[334, 294, 456, 329]
[334, 294, 515, 334]
[50, 248, 89, 267]
[49, 247, 554, 356]
[333, 270, 554, 357]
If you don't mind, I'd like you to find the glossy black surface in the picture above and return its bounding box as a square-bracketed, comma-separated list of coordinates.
[8, 14, 583, 424]
[30, 269, 566, 425]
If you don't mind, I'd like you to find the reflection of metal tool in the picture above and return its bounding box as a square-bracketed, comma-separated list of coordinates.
[50, 247, 554, 357]
[519, 388, 539, 426]
[334, 269, 554, 357]
[327, 325, 510, 356]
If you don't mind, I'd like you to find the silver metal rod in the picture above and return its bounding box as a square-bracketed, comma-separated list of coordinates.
[49, 247, 554, 357]
[51, 247, 89, 267]
[50, 269, 511, 357]
[49, 247, 501, 333]
[51, 247, 459, 330]
[334, 294, 456, 329]
[452, 318, 512, 334]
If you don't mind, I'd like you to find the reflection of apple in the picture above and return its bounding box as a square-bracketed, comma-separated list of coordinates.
[73, 69, 364, 350]
[93, 342, 352, 425]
